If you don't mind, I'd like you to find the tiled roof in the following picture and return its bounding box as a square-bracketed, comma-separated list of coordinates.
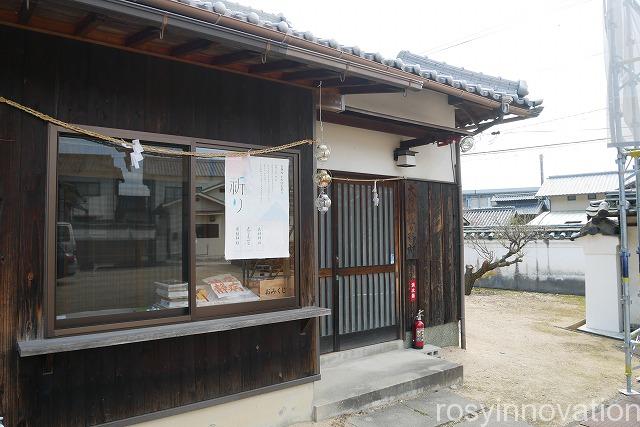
[585, 191, 637, 219]
[463, 187, 539, 196]
[491, 192, 538, 203]
[143, 157, 224, 177]
[535, 171, 619, 197]
[514, 201, 546, 216]
[398, 51, 530, 98]
[177, 0, 542, 110]
[463, 206, 516, 227]
[527, 211, 587, 227]
[58, 154, 124, 180]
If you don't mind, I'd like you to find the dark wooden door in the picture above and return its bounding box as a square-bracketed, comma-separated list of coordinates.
[318, 179, 399, 353]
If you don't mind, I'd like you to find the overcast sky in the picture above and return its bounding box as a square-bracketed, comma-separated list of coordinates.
[247, 0, 614, 190]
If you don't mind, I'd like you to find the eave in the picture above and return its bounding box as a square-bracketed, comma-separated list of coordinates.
[0, 0, 540, 132]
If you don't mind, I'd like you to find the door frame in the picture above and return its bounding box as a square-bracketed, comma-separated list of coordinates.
[319, 171, 403, 353]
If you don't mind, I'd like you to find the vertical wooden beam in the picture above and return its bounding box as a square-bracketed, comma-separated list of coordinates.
[429, 183, 444, 325]
[0, 24, 24, 427]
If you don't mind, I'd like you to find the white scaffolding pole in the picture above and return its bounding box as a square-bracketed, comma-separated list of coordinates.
[605, 0, 640, 395]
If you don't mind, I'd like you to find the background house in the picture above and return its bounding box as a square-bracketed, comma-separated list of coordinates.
[462, 172, 619, 295]
[535, 171, 618, 211]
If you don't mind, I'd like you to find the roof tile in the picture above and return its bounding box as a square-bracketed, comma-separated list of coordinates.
[536, 171, 618, 197]
[175, 0, 541, 110]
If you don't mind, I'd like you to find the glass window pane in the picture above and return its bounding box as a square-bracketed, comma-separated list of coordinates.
[55, 136, 189, 324]
[194, 148, 296, 307]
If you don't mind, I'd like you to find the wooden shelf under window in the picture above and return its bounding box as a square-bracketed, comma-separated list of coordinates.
[18, 306, 331, 357]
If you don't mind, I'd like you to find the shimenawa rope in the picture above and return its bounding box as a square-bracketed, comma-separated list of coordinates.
[0, 96, 314, 158]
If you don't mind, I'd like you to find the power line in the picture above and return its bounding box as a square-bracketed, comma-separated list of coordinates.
[422, 0, 593, 55]
[461, 137, 616, 156]
[498, 127, 611, 134]
[502, 108, 607, 131]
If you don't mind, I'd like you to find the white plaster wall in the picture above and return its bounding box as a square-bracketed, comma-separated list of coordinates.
[581, 234, 622, 333]
[344, 89, 455, 128]
[319, 122, 456, 182]
[464, 239, 585, 294]
[548, 194, 604, 211]
[134, 382, 314, 427]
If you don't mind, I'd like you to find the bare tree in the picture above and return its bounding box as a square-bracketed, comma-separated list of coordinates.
[464, 218, 544, 295]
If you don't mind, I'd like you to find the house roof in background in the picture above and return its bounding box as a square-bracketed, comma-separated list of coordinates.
[175, 0, 542, 109]
[535, 171, 619, 197]
[491, 192, 538, 203]
[463, 187, 540, 196]
[58, 154, 124, 181]
[143, 157, 224, 177]
[463, 206, 516, 227]
[513, 201, 547, 216]
[527, 211, 587, 227]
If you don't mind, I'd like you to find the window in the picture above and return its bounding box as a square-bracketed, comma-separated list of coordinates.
[567, 195, 577, 201]
[193, 147, 296, 316]
[587, 193, 597, 200]
[52, 134, 189, 330]
[196, 223, 219, 238]
[48, 128, 299, 334]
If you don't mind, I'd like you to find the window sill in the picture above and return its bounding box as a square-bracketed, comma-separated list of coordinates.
[18, 306, 331, 357]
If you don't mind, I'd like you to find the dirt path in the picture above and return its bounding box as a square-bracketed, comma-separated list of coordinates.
[441, 288, 626, 427]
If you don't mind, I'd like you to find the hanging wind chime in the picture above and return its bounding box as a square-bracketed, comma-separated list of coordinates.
[315, 80, 333, 214]
[314, 145, 332, 213]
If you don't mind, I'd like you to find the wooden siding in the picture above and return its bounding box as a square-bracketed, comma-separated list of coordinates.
[0, 26, 316, 426]
[402, 180, 461, 329]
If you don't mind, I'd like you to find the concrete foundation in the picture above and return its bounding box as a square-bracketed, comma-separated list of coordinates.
[133, 382, 314, 427]
[313, 349, 463, 421]
[405, 321, 460, 348]
[320, 340, 404, 369]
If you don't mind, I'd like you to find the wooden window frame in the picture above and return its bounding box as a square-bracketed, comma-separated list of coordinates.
[45, 125, 301, 337]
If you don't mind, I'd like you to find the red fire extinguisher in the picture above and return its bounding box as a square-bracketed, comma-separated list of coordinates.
[413, 309, 425, 349]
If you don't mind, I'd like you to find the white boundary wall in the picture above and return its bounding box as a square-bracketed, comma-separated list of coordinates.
[464, 238, 585, 295]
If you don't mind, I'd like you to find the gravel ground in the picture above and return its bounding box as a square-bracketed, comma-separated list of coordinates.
[441, 288, 626, 427]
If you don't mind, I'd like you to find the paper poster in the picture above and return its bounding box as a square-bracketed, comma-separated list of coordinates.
[224, 156, 290, 260]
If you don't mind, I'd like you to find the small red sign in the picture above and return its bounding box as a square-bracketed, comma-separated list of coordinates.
[409, 278, 417, 303]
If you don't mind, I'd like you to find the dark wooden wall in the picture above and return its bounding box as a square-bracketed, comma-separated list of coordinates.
[403, 180, 461, 329]
[0, 26, 316, 426]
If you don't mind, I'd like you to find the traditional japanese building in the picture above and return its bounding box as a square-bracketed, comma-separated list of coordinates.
[0, 0, 541, 425]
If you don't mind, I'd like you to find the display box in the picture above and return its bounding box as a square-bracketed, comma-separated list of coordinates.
[248, 276, 293, 300]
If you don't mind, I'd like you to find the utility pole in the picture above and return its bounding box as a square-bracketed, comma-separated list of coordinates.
[539, 154, 544, 185]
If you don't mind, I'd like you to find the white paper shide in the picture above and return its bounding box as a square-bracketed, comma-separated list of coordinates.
[224, 156, 290, 260]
